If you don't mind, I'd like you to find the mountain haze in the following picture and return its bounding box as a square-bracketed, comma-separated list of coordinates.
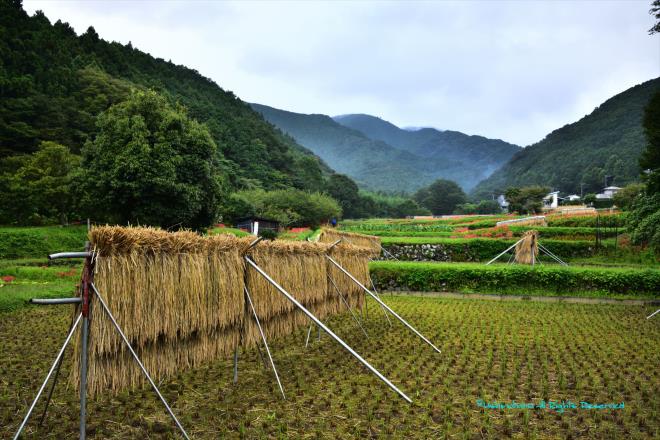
[334, 114, 521, 176]
[253, 104, 521, 193]
[471, 78, 660, 199]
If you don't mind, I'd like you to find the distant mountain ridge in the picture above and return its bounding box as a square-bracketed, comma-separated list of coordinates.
[252, 104, 521, 193]
[334, 114, 521, 177]
[471, 77, 660, 199]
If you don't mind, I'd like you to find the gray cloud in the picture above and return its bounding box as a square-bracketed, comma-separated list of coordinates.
[24, 0, 659, 146]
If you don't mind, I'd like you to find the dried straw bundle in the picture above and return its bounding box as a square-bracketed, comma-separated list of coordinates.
[327, 243, 370, 308]
[514, 230, 539, 264]
[318, 228, 381, 256]
[71, 226, 246, 395]
[245, 240, 331, 320]
[73, 327, 241, 396]
[66, 226, 374, 394]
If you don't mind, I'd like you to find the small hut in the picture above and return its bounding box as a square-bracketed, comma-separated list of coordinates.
[236, 216, 280, 235]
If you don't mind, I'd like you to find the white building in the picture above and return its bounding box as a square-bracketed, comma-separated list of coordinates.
[567, 194, 581, 202]
[497, 194, 509, 210]
[595, 186, 621, 200]
[543, 191, 560, 209]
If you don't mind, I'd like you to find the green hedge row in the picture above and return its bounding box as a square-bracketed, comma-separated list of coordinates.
[341, 223, 454, 232]
[510, 226, 622, 239]
[0, 226, 88, 259]
[380, 237, 596, 261]
[362, 230, 456, 237]
[547, 214, 626, 228]
[370, 261, 660, 298]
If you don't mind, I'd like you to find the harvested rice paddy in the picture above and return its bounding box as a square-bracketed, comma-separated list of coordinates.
[2, 296, 658, 439]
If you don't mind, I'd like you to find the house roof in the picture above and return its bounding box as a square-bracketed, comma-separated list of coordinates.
[604, 186, 621, 190]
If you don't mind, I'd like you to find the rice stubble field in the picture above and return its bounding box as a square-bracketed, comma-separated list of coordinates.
[1, 296, 658, 439]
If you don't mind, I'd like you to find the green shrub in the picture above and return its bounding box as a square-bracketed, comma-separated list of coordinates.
[547, 213, 627, 227]
[0, 226, 88, 259]
[370, 261, 660, 298]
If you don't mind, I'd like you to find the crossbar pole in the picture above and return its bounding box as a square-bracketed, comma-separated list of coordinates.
[326, 255, 442, 355]
[647, 308, 660, 319]
[539, 246, 565, 266]
[48, 252, 92, 260]
[538, 244, 568, 266]
[305, 325, 313, 348]
[328, 275, 368, 338]
[30, 297, 81, 305]
[90, 283, 190, 440]
[13, 313, 82, 440]
[233, 347, 239, 383]
[245, 257, 412, 403]
[244, 286, 286, 399]
[485, 238, 523, 265]
[368, 274, 392, 326]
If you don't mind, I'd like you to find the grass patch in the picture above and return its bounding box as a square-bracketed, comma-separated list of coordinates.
[0, 263, 81, 312]
[0, 225, 87, 259]
[208, 226, 250, 237]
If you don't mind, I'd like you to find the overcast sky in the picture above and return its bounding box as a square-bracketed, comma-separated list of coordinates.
[24, 0, 659, 147]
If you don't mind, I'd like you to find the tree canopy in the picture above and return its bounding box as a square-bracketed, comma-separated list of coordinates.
[504, 186, 549, 214]
[78, 90, 224, 229]
[413, 179, 467, 215]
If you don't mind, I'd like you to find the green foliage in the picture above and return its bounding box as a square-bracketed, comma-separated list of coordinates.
[0, 142, 80, 225]
[0, 2, 328, 197]
[627, 193, 660, 256]
[257, 229, 278, 240]
[370, 261, 660, 298]
[640, 91, 660, 193]
[472, 78, 660, 199]
[650, 0, 660, 34]
[78, 90, 224, 229]
[414, 179, 467, 215]
[547, 213, 627, 227]
[223, 189, 341, 228]
[208, 226, 250, 237]
[504, 186, 549, 214]
[612, 183, 645, 210]
[355, 192, 429, 218]
[326, 174, 361, 218]
[510, 226, 621, 239]
[341, 222, 454, 233]
[454, 200, 501, 215]
[0, 225, 87, 259]
[381, 237, 595, 261]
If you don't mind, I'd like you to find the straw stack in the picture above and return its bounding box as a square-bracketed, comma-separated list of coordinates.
[514, 230, 539, 264]
[243, 240, 332, 346]
[68, 226, 375, 395]
[71, 226, 246, 396]
[318, 228, 381, 257]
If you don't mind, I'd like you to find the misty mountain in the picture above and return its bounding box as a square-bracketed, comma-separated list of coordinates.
[253, 104, 520, 193]
[334, 114, 521, 179]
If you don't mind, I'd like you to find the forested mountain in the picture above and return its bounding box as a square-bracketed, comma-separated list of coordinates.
[252, 104, 442, 192]
[252, 104, 518, 193]
[471, 78, 660, 200]
[0, 0, 329, 192]
[334, 114, 521, 174]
